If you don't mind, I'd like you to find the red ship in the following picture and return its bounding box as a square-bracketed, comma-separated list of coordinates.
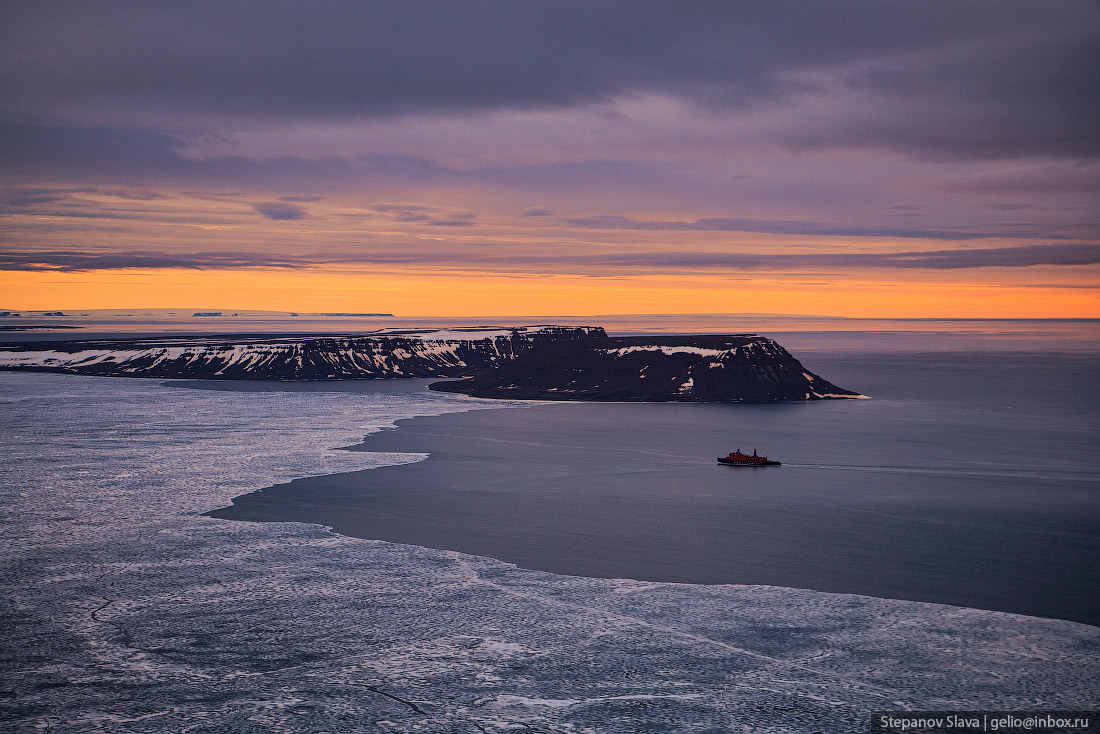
[717, 449, 780, 466]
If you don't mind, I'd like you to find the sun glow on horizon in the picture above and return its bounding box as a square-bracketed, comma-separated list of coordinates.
[3, 265, 1097, 320]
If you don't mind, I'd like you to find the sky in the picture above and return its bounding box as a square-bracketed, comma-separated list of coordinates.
[1, 1, 1098, 317]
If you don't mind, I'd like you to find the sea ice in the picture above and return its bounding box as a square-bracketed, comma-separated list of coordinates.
[1, 372, 1096, 733]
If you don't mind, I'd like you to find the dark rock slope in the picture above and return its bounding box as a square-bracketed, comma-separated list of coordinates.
[0, 326, 603, 380]
[430, 334, 864, 402]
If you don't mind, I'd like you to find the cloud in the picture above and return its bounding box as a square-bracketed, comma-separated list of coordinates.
[183, 191, 247, 200]
[1, 186, 167, 208]
[581, 244, 1100, 271]
[561, 215, 1062, 241]
[1, 188, 68, 207]
[366, 202, 478, 226]
[1, 3, 1095, 162]
[0, 4, 1095, 298]
[0, 186, 172, 221]
[940, 162, 1100, 196]
[252, 202, 308, 220]
[0, 250, 303, 272]
[3, 243, 1095, 274]
[368, 203, 439, 213]
[367, 203, 437, 223]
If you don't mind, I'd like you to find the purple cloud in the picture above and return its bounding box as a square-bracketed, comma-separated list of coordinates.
[253, 202, 308, 220]
[3, 244, 1095, 274]
[1, 4, 1095, 162]
[0, 250, 303, 272]
[561, 215, 1065, 241]
[577, 244, 1100, 270]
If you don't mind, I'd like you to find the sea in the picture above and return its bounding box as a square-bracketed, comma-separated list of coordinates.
[210, 348, 1100, 626]
[2, 320, 1099, 732]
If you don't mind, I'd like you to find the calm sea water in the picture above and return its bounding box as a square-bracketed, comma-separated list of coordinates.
[214, 349, 1100, 625]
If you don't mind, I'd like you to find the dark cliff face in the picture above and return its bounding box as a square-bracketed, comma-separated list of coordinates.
[0, 326, 606, 380]
[429, 335, 863, 402]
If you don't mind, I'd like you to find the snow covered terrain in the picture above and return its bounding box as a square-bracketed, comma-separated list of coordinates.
[0, 326, 603, 380]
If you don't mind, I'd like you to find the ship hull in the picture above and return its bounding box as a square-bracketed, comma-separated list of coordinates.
[717, 457, 780, 466]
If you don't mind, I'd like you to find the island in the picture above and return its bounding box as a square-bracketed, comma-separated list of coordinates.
[0, 326, 862, 401]
[430, 334, 863, 402]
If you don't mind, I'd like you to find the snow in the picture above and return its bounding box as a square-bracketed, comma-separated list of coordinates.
[604, 346, 728, 357]
[0, 345, 304, 372]
[0, 349, 68, 366]
[409, 341, 469, 357]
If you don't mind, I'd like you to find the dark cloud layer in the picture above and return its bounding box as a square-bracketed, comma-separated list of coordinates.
[1, 186, 167, 208]
[0, 123, 682, 195]
[0, 123, 466, 190]
[3, 3, 1033, 114]
[0, 186, 172, 221]
[253, 202, 308, 220]
[1, 2, 1097, 161]
[5, 244, 1095, 273]
[0, 250, 302, 272]
[584, 244, 1100, 270]
[561, 215, 1064, 241]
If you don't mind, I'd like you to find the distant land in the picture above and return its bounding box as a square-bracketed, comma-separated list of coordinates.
[0, 325, 860, 401]
[4, 311, 1095, 354]
[194, 311, 394, 317]
[0, 309, 394, 319]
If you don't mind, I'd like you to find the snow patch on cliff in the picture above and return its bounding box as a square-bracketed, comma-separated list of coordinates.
[604, 346, 728, 357]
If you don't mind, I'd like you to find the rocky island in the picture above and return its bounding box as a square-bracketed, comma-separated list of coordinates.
[0, 326, 862, 401]
[429, 334, 863, 402]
